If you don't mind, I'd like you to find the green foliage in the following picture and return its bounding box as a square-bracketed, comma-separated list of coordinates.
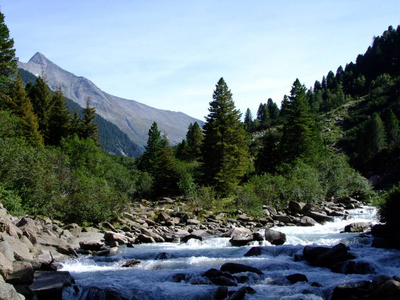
[380, 183, 400, 229]
[47, 87, 71, 146]
[0, 185, 24, 216]
[139, 122, 164, 174]
[80, 98, 99, 145]
[201, 77, 250, 195]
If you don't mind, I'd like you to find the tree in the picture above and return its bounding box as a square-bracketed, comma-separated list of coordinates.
[243, 108, 254, 132]
[27, 76, 53, 138]
[47, 86, 71, 146]
[0, 10, 17, 103]
[186, 122, 203, 160]
[80, 98, 99, 145]
[267, 98, 280, 124]
[139, 122, 164, 175]
[280, 79, 323, 164]
[386, 109, 400, 148]
[10, 73, 43, 146]
[257, 103, 270, 129]
[200, 77, 250, 195]
[365, 112, 386, 158]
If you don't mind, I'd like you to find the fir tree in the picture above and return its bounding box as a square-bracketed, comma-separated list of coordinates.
[267, 98, 280, 124]
[280, 79, 322, 164]
[365, 112, 386, 157]
[200, 77, 250, 195]
[385, 109, 400, 149]
[10, 73, 43, 146]
[257, 103, 270, 129]
[139, 121, 164, 174]
[244, 108, 254, 132]
[80, 98, 99, 145]
[186, 122, 203, 160]
[0, 10, 17, 103]
[47, 87, 71, 146]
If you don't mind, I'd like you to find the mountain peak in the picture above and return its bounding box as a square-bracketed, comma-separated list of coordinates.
[28, 52, 49, 65]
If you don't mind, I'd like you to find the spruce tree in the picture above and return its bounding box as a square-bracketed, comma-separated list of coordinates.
[10, 73, 43, 146]
[385, 109, 400, 148]
[267, 98, 280, 125]
[80, 98, 99, 145]
[186, 122, 203, 160]
[0, 10, 17, 103]
[47, 87, 71, 146]
[257, 103, 270, 129]
[140, 121, 164, 174]
[366, 112, 386, 157]
[200, 77, 250, 195]
[280, 79, 322, 164]
[243, 108, 254, 132]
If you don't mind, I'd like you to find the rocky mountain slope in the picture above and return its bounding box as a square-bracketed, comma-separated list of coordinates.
[18, 52, 203, 147]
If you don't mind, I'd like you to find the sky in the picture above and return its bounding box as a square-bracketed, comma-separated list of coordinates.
[2, 1, 400, 121]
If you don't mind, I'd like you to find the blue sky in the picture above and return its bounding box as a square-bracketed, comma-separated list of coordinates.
[3, 1, 400, 120]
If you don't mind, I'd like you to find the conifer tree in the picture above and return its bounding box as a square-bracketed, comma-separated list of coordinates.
[139, 121, 164, 174]
[244, 108, 254, 132]
[186, 122, 203, 160]
[280, 79, 322, 164]
[365, 112, 386, 157]
[257, 103, 270, 129]
[267, 98, 280, 125]
[10, 73, 43, 146]
[47, 87, 71, 146]
[385, 109, 400, 149]
[28, 76, 53, 138]
[80, 98, 99, 145]
[200, 77, 250, 195]
[0, 11, 17, 103]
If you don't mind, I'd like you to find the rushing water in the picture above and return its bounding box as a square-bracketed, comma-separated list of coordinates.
[61, 206, 400, 300]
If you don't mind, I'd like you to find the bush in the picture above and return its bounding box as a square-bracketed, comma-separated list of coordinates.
[379, 184, 400, 229]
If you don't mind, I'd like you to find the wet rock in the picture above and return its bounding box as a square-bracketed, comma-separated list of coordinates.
[84, 286, 129, 300]
[203, 268, 235, 280]
[298, 216, 318, 227]
[29, 271, 75, 300]
[331, 280, 370, 300]
[220, 263, 263, 275]
[172, 273, 186, 282]
[79, 240, 105, 251]
[180, 234, 203, 243]
[229, 235, 254, 246]
[244, 246, 267, 257]
[215, 286, 228, 300]
[0, 233, 34, 262]
[288, 201, 306, 213]
[227, 285, 248, 300]
[155, 252, 175, 260]
[331, 260, 376, 275]
[264, 228, 286, 245]
[209, 276, 237, 286]
[0, 240, 15, 262]
[305, 211, 334, 224]
[303, 243, 354, 268]
[104, 231, 129, 245]
[121, 259, 141, 267]
[343, 222, 371, 233]
[134, 234, 155, 244]
[286, 273, 308, 284]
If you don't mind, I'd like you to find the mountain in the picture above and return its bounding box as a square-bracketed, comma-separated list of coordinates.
[17, 52, 203, 149]
[19, 68, 143, 157]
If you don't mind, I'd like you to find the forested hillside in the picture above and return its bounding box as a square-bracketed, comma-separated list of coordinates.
[1, 8, 399, 227]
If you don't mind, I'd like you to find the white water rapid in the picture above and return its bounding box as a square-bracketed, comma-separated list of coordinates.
[61, 206, 400, 300]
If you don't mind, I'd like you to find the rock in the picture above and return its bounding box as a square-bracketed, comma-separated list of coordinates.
[227, 285, 248, 300]
[331, 260, 376, 275]
[84, 286, 129, 300]
[141, 228, 165, 243]
[305, 211, 334, 224]
[221, 227, 252, 238]
[220, 263, 263, 275]
[303, 243, 354, 268]
[29, 271, 75, 300]
[264, 228, 286, 245]
[215, 286, 228, 300]
[0, 218, 23, 239]
[180, 234, 203, 243]
[344, 222, 371, 233]
[172, 273, 186, 282]
[79, 241, 105, 251]
[6, 261, 34, 285]
[0, 240, 15, 262]
[104, 231, 129, 245]
[155, 252, 175, 260]
[0, 279, 24, 300]
[298, 216, 318, 227]
[244, 246, 267, 257]
[331, 280, 371, 300]
[121, 259, 141, 267]
[0, 252, 13, 279]
[209, 276, 237, 286]
[156, 212, 170, 223]
[0, 233, 34, 262]
[288, 201, 305, 213]
[186, 219, 201, 226]
[135, 234, 155, 244]
[229, 235, 254, 247]
[286, 273, 308, 284]
[203, 268, 235, 280]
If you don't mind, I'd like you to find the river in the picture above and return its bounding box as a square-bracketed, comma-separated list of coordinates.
[61, 206, 400, 299]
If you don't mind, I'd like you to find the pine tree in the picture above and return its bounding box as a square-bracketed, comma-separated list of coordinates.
[139, 121, 164, 174]
[47, 87, 71, 146]
[80, 98, 99, 145]
[385, 109, 400, 149]
[257, 103, 270, 129]
[267, 98, 280, 125]
[200, 77, 250, 195]
[186, 122, 203, 160]
[243, 108, 254, 132]
[280, 79, 322, 164]
[28, 76, 53, 138]
[365, 112, 386, 157]
[0, 10, 17, 104]
[10, 73, 43, 146]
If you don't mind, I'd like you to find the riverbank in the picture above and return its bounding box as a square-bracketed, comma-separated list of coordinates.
[0, 197, 398, 299]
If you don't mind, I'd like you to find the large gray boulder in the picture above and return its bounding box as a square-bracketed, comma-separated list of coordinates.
[0, 276, 24, 300]
[0, 252, 13, 279]
[29, 271, 75, 300]
[265, 228, 286, 245]
[344, 222, 371, 233]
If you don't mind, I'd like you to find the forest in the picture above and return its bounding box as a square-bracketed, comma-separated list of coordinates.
[1, 10, 400, 230]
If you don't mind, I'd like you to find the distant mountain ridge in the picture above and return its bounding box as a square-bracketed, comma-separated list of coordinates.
[17, 52, 203, 148]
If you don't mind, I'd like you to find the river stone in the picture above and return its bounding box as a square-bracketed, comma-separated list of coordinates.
[305, 211, 334, 224]
[220, 263, 263, 275]
[229, 235, 254, 247]
[331, 280, 371, 300]
[286, 273, 308, 284]
[6, 261, 34, 285]
[215, 286, 228, 300]
[0, 240, 15, 262]
[155, 252, 175, 260]
[264, 228, 286, 245]
[135, 234, 155, 244]
[180, 234, 203, 243]
[331, 260, 376, 275]
[0, 233, 34, 262]
[227, 285, 248, 300]
[84, 286, 129, 300]
[303, 243, 354, 268]
[79, 240, 105, 251]
[244, 246, 268, 257]
[29, 271, 75, 300]
[121, 259, 141, 267]
[344, 222, 371, 233]
[288, 201, 306, 213]
[298, 216, 318, 226]
[104, 231, 129, 245]
[0, 279, 24, 300]
[0, 252, 13, 279]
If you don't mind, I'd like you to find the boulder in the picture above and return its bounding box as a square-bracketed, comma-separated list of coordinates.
[244, 246, 267, 257]
[79, 241, 105, 251]
[215, 286, 228, 300]
[303, 243, 354, 268]
[135, 234, 155, 244]
[305, 211, 334, 224]
[288, 201, 305, 213]
[209, 276, 237, 286]
[227, 285, 249, 300]
[264, 228, 286, 246]
[220, 263, 263, 275]
[104, 231, 129, 245]
[331, 280, 371, 300]
[0, 233, 34, 262]
[298, 216, 318, 227]
[0, 279, 24, 300]
[344, 222, 371, 233]
[0, 252, 13, 279]
[229, 235, 254, 247]
[331, 260, 376, 275]
[29, 271, 75, 300]
[155, 252, 175, 260]
[6, 261, 34, 285]
[286, 273, 308, 284]
[83, 286, 129, 300]
[180, 234, 203, 243]
[121, 259, 141, 267]
[221, 227, 252, 238]
[0, 240, 15, 262]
